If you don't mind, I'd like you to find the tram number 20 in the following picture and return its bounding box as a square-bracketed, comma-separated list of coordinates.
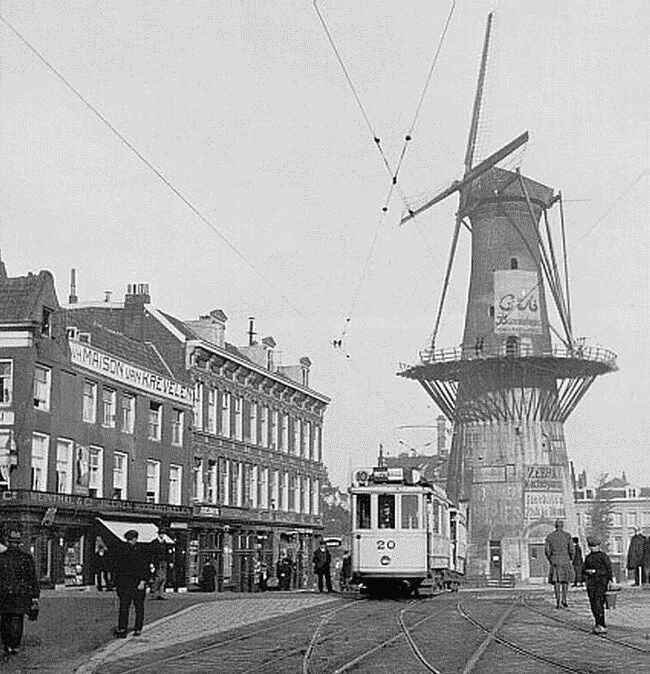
[376, 540, 396, 550]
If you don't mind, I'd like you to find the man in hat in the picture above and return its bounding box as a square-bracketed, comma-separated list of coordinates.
[111, 529, 151, 637]
[583, 537, 612, 634]
[544, 519, 574, 608]
[313, 539, 333, 593]
[149, 529, 168, 600]
[626, 527, 647, 585]
[0, 531, 40, 655]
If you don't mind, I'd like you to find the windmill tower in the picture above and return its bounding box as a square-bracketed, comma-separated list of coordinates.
[398, 14, 617, 580]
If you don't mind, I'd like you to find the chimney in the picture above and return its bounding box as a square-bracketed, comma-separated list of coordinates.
[0, 249, 7, 282]
[68, 268, 78, 304]
[437, 415, 448, 458]
[248, 317, 256, 346]
[123, 283, 151, 341]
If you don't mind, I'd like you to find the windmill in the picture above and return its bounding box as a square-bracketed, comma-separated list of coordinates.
[397, 13, 617, 581]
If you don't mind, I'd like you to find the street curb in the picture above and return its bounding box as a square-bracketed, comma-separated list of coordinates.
[74, 602, 201, 674]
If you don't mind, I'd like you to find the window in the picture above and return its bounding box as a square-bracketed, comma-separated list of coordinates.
[249, 402, 258, 444]
[148, 401, 162, 440]
[33, 365, 51, 411]
[505, 335, 520, 358]
[642, 512, 650, 527]
[612, 537, 622, 555]
[82, 381, 97, 422]
[627, 512, 638, 527]
[101, 388, 116, 428]
[288, 473, 295, 511]
[270, 409, 279, 449]
[510, 257, 519, 270]
[313, 478, 320, 515]
[306, 422, 312, 459]
[218, 458, 229, 505]
[260, 406, 268, 447]
[88, 446, 103, 498]
[401, 494, 420, 529]
[221, 391, 231, 437]
[206, 460, 217, 503]
[281, 471, 289, 511]
[55, 438, 73, 494]
[316, 426, 323, 462]
[293, 418, 301, 456]
[432, 499, 441, 533]
[171, 409, 184, 446]
[251, 465, 258, 508]
[356, 494, 371, 529]
[192, 458, 204, 502]
[0, 360, 12, 406]
[207, 389, 217, 434]
[0, 430, 13, 488]
[112, 451, 128, 500]
[41, 307, 53, 337]
[305, 476, 312, 514]
[31, 433, 49, 491]
[294, 473, 301, 513]
[271, 469, 279, 510]
[281, 414, 289, 451]
[378, 494, 395, 529]
[236, 461, 243, 506]
[611, 512, 622, 527]
[234, 396, 243, 440]
[193, 382, 204, 431]
[169, 465, 182, 506]
[146, 460, 161, 503]
[121, 394, 135, 434]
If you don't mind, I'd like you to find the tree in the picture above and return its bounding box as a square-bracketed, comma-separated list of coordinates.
[586, 473, 614, 552]
[320, 470, 351, 542]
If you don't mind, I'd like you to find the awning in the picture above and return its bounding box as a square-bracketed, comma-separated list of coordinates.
[96, 518, 174, 544]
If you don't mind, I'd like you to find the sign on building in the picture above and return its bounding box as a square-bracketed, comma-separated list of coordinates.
[493, 270, 542, 335]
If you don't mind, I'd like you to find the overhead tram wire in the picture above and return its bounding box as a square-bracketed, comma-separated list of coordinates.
[0, 12, 310, 323]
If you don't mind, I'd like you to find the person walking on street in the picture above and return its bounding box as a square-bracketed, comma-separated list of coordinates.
[111, 529, 151, 637]
[626, 527, 647, 585]
[149, 529, 168, 600]
[571, 537, 584, 587]
[583, 537, 613, 635]
[313, 540, 333, 593]
[276, 552, 294, 591]
[0, 531, 40, 656]
[340, 550, 352, 591]
[94, 536, 112, 591]
[544, 519, 574, 608]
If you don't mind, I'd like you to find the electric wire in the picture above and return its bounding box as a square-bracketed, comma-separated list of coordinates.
[0, 12, 310, 323]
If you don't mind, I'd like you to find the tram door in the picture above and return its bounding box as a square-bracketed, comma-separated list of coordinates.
[489, 540, 502, 579]
[528, 543, 549, 578]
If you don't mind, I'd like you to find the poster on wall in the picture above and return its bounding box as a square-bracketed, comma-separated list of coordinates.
[524, 491, 565, 522]
[74, 445, 90, 494]
[493, 270, 542, 335]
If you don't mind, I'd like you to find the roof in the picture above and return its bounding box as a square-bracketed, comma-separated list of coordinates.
[602, 477, 629, 490]
[158, 311, 196, 339]
[0, 271, 54, 323]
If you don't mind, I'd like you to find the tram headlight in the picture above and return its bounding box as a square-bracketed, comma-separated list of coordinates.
[380, 555, 391, 566]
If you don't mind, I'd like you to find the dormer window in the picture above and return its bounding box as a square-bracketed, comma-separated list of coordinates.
[41, 307, 53, 337]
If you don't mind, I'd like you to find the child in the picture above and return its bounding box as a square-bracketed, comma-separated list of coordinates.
[582, 537, 613, 635]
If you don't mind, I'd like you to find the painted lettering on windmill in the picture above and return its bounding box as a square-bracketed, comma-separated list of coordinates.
[493, 270, 542, 335]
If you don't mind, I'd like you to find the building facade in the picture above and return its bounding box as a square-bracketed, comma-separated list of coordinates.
[574, 472, 650, 582]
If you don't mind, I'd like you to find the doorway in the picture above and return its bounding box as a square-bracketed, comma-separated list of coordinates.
[528, 543, 549, 578]
[489, 540, 502, 579]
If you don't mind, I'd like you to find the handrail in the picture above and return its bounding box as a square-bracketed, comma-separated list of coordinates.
[410, 343, 618, 368]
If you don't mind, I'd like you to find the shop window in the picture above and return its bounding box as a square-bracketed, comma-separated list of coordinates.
[55, 438, 74, 494]
[112, 451, 128, 500]
[207, 388, 217, 434]
[88, 446, 103, 498]
[33, 365, 51, 411]
[121, 394, 135, 434]
[82, 381, 97, 422]
[101, 388, 116, 428]
[146, 460, 160, 503]
[31, 433, 49, 491]
[171, 409, 184, 446]
[0, 360, 13, 406]
[401, 494, 420, 529]
[378, 494, 395, 529]
[356, 493, 371, 529]
[148, 401, 162, 441]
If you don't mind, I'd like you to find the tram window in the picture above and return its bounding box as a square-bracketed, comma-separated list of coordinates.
[432, 500, 440, 534]
[378, 494, 395, 529]
[356, 494, 371, 529]
[401, 494, 420, 529]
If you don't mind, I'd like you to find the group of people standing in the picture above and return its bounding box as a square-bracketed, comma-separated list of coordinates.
[545, 520, 613, 635]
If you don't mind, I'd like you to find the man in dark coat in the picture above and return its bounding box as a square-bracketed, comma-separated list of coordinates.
[583, 537, 612, 635]
[626, 527, 647, 585]
[110, 529, 151, 637]
[313, 540, 333, 593]
[276, 552, 294, 591]
[0, 531, 40, 655]
[571, 537, 584, 587]
[149, 529, 168, 600]
[544, 519, 574, 608]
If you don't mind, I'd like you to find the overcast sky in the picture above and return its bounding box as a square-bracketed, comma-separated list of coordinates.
[1, 1, 647, 487]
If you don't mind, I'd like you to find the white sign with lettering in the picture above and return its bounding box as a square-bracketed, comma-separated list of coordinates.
[69, 341, 192, 405]
[494, 270, 542, 335]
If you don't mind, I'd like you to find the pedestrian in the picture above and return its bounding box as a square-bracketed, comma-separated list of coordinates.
[544, 519, 574, 609]
[340, 549, 352, 591]
[626, 527, 647, 586]
[149, 529, 168, 600]
[110, 529, 151, 638]
[276, 551, 294, 591]
[571, 537, 584, 588]
[0, 531, 40, 656]
[313, 540, 333, 593]
[201, 558, 217, 592]
[583, 537, 613, 635]
[94, 536, 112, 591]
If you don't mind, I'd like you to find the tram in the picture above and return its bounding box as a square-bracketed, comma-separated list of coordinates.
[350, 463, 467, 595]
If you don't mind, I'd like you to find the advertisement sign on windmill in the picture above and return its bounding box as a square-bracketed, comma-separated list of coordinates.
[493, 270, 542, 335]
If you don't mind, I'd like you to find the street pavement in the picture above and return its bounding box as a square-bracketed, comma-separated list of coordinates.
[76, 592, 337, 674]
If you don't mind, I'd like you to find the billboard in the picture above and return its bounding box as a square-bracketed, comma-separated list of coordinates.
[493, 270, 542, 335]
